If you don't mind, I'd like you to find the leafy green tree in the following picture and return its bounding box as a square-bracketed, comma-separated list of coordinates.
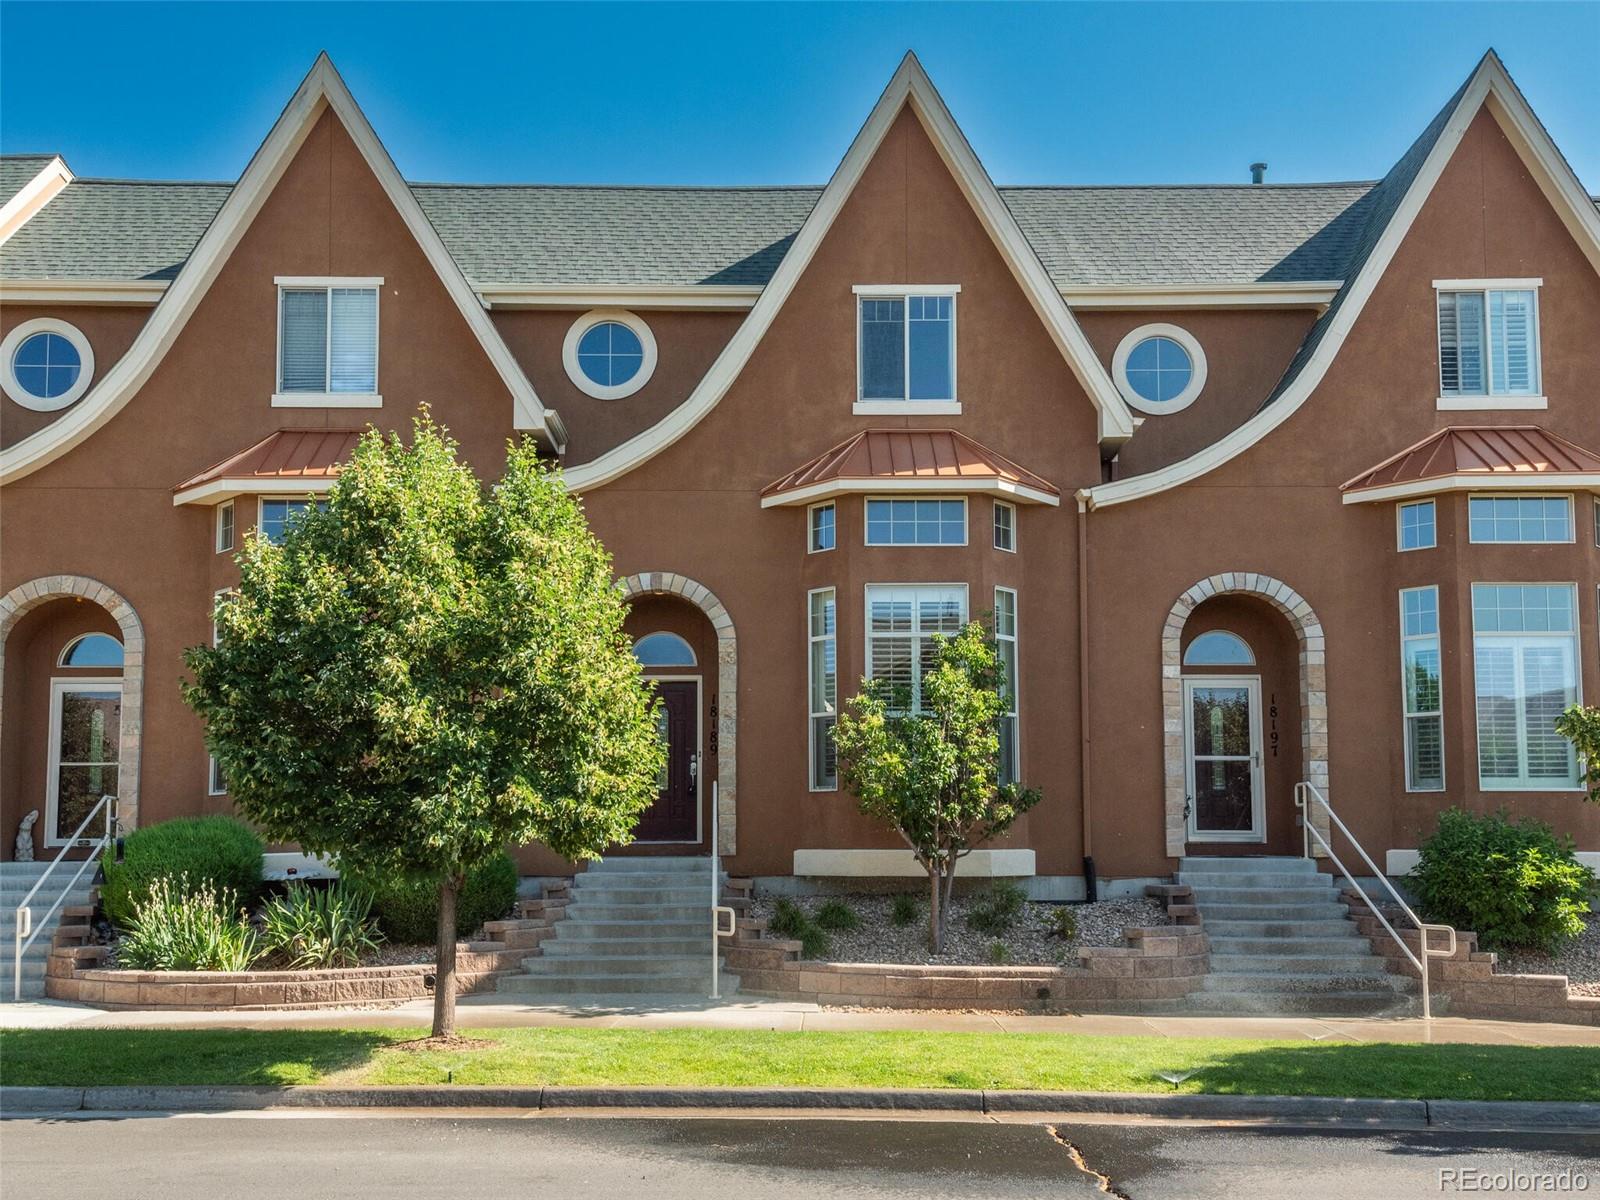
[184, 414, 664, 1038]
[832, 622, 1041, 953]
[1555, 704, 1600, 804]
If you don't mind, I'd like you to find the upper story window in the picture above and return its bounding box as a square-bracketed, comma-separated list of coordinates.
[1468, 495, 1573, 544]
[854, 285, 958, 412]
[1398, 499, 1436, 551]
[216, 501, 235, 555]
[1436, 281, 1542, 407]
[1112, 323, 1206, 415]
[1, 318, 95, 412]
[275, 279, 380, 407]
[993, 501, 1016, 552]
[259, 498, 328, 545]
[809, 503, 836, 553]
[865, 498, 966, 546]
[563, 310, 657, 400]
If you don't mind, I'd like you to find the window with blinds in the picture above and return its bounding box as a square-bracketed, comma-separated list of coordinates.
[1471, 583, 1580, 790]
[1400, 587, 1444, 791]
[808, 589, 837, 790]
[865, 585, 967, 713]
[279, 286, 378, 395]
[995, 587, 1019, 786]
[1438, 287, 1540, 398]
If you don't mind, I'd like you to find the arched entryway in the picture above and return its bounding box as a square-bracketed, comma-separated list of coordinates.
[619, 572, 736, 854]
[1161, 573, 1328, 859]
[0, 577, 145, 856]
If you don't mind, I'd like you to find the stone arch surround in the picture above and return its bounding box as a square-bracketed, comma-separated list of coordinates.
[1161, 573, 1329, 859]
[620, 572, 737, 854]
[0, 576, 146, 833]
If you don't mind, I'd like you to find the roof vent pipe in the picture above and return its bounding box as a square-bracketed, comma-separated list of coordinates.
[1250, 162, 1268, 185]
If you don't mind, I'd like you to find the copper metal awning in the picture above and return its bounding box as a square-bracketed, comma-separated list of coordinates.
[761, 429, 1061, 507]
[1340, 425, 1600, 504]
[173, 428, 363, 505]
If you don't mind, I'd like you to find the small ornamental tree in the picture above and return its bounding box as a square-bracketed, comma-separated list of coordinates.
[1555, 704, 1600, 804]
[183, 414, 664, 1038]
[832, 622, 1041, 953]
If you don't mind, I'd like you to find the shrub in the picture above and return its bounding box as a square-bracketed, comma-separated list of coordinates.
[1049, 906, 1078, 941]
[814, 899, 861, 932]
[341, 852, 518, 944]
[967, 882, 1027, 935]
[102, 817, 264, 930]
[1555, 704, 1600, 804]
[988, 940, 1011, 964]
[117, 876, 259, 971]
[890, 893, 921, 927]
[1410, 809, 1594, 953]
[797, 924, 832, 959]
[768, 898, 810, 940]
[260, 883, 383, 969]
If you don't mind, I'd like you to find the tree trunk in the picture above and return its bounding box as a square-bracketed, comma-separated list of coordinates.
[431, 873, 460, 1039]
[928, 864, 943, 954]
[940, 858, 958, 951]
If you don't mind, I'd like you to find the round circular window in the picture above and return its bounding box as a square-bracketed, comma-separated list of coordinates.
[1, 318, 96, 411]
[1111, 323, 1206, 414]
[562, 310, 658, 400]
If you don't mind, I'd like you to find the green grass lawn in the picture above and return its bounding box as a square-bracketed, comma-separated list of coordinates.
[3, 1028, 1598, 1101]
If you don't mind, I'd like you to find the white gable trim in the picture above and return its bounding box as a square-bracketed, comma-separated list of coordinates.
[1084, 53, 1600, 511]
[0, 155, 73, 244]
[563, 54, 1134, 493]
[1, 56, 562, 485]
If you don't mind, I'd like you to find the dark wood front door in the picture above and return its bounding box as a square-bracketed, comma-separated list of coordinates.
[636, 681, 698, 842]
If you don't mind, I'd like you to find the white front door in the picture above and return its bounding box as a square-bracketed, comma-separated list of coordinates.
[1183, 675, 1265, 843]
[46, 678, 122, 847]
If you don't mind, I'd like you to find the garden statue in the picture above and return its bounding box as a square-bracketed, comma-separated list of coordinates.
[14, 810, 38, 862]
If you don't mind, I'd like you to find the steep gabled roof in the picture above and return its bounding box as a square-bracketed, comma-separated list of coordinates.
[0, 54, 563, 486]
[1087, 50, 1600, 510]
[1340, 426, 1600, 502]
[761, 429, 1060, 507]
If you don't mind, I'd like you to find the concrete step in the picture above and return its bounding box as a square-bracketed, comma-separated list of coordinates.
[562, 902, 709, 922]
[1187, 885, 1342, 903]
[1178, 856, 1316, 873]
[578, 870, 714, 887]
[569, 887, 715, 905]
[521, 954, 717, 978]
[1179, 872, 1336, 889]
[1209, 954, 1390, 976]
[1193, 902, 1349, 920]
[1203, 919, 1359, 938]
[582, 857, 710, 874]
[1183, 991, 1417, 1016]
[1201, 971, 1410, 995]
[496, 972, 734, 997]
[1207, 935, 1368, 955]
[555, 920, 708, 940]
[543, 937, 708, 957]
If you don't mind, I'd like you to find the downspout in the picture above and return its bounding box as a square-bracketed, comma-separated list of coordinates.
[1076, 490, 1096, 902]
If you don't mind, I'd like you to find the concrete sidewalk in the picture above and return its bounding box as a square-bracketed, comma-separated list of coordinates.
[4, 993, 1598, 1045]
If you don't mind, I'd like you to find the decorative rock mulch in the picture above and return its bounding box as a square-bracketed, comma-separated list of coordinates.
[746, 894, 1168, 965]
[1498, 914, 1600, 997]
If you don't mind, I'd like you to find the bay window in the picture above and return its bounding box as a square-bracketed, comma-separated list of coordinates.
[1399, 587, 1444, 791]
[865, 585, 967, 713]
[1471, 583, 1580, 789]
[808, 588, 837, 790]
[995, 587, 1019, 785]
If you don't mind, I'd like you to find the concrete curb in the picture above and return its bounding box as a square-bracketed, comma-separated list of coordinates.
[3, 1085, 1597, 1128]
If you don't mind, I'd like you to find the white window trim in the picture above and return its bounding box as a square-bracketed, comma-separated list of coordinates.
[853, 284, 960, 414]
[215, 500, 235, 554]
[44, 677, 122, 848]
[1466, 492, 1575, 545]
[212, 587, 236, 646]
[993, 500, 1017, 553]
[208, 755, 227, 797]
[808, 587, 838, 792]
[995, 586, 1019, 784]
[1594, 498, 1600, 548]
[1111, 322, 1207, 415]
[1396, 498, 1436, 552]
[1399, 586, 1445, 793]
[863, 582, 969, 715]
[863, 496, 968, 547]
[56, 634, 124, 669]
[1471, 581, 1584, 792]
[1434, 280, 1544, 409]
[562, 308, 658, 400]
[808, 502, 836, 554]
[1, 317, 96, 411]
[273, 278, 382, 407]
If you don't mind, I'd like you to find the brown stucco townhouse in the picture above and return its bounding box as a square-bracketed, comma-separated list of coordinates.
[2, 51, 1597, 906]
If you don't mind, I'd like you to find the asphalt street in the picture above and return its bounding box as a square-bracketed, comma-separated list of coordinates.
[2, 1114, 1595, 1199]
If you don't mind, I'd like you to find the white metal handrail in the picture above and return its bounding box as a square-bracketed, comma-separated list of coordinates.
[13, 794, 116, 1001]
[709, 781, 736, 1000]
[1295, 781, 1455, 1019]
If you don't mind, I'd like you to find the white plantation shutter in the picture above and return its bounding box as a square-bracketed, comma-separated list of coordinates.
[1521, 641, 1576, 779]
[1472, 584, 1579, 788]
[1438, 291, 1486, 395]
[1489, 289, 1537, 394]
[279, 289, 328, 392]
[866, 586, 967, 713]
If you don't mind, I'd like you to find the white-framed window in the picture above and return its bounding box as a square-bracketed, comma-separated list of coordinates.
[211, 588, 237, 646]
[854, 284, 958, 412]
[993, 501, 1016, 553]
[1399, 587, 1445, 792]
[808, 588, 838, 790]
[216, 501, 235, 554]
[561, 309, 658, 400]
[865, 584, 967, 713]
[632, 632, 697, 667]
[208, 755, 227, 797]
[258, 497, 328, 545]
[1111, 323, 1207, 415]
[1595, 497, 1600, 548]
[45, 678, 121, 846]
[1468, 494, 1574, 544]
[865, 498, 966, 546]
[58, 634, 124, 669]
[1471, 583, 1581, 790]
[809, 502, 836, 553]
[0, 317, 96, 411]
[994, 587, 1019, 785]
[274, 278, 381, 406]
[1397, 499, 1436, 551]
[1435, 280, 1542, 407]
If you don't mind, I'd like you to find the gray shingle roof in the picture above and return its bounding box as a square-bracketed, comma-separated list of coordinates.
[3, 170, 1388, 289]
[1, 155, 58, 207]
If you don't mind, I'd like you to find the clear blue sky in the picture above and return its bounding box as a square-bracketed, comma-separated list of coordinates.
[2, 2, 1596, 190]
